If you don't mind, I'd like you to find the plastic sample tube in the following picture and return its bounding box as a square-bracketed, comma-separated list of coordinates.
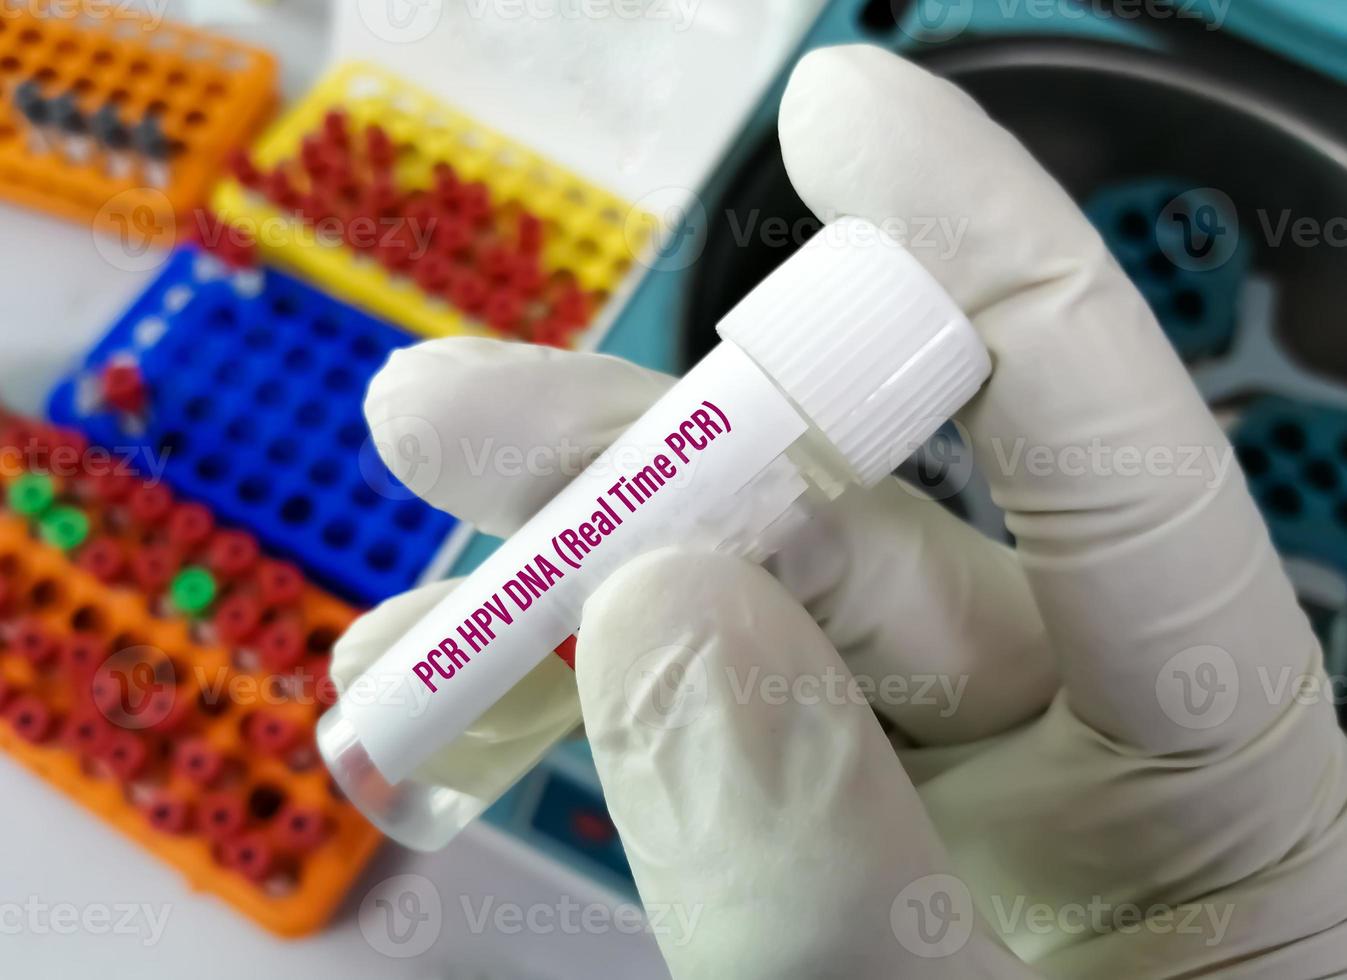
[14, 80, 52, 156]
[49, 92, 92, 165]
[318, 216, 992, 850]
[133, 112, 173, 188]
[91, 103, 134, 181]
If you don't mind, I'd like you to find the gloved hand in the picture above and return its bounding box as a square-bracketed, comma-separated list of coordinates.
[331, 44, 1347, 979]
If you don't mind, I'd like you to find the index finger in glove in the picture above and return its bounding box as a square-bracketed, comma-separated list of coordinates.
[364, 336, 674, 538]
[779, 45, 1321, 753]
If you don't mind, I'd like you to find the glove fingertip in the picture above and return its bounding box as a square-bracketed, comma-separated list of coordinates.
[330, 577, 460, 684]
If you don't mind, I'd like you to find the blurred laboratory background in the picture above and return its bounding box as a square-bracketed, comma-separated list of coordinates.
[0, 1, 1346, 978]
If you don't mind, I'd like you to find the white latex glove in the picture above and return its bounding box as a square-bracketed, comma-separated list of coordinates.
[332, 45, 1347, 979]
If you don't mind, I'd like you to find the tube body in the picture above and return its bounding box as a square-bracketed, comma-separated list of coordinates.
[320, 341, 851, 848]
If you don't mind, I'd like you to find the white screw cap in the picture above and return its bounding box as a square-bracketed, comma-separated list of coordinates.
[717, 215, 990, 486]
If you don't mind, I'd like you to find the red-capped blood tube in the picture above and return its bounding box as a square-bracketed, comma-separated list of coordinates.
[221, 832, 273, 881]
[143, 790, 193, 834]
[7, 695, 55, 743]
[256, 621, 305, 672]
[274, 803, 329, 852]
[207, 530, 260, 578]
[168, 502, 215, 550]
[246, 711, 301, 755]
[77, 536, 126, 583]
[213, 593, 263, 644]
[175, 738, 226, 787]
[200, 791, 247, 840]
[256, 560, 305, 608]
